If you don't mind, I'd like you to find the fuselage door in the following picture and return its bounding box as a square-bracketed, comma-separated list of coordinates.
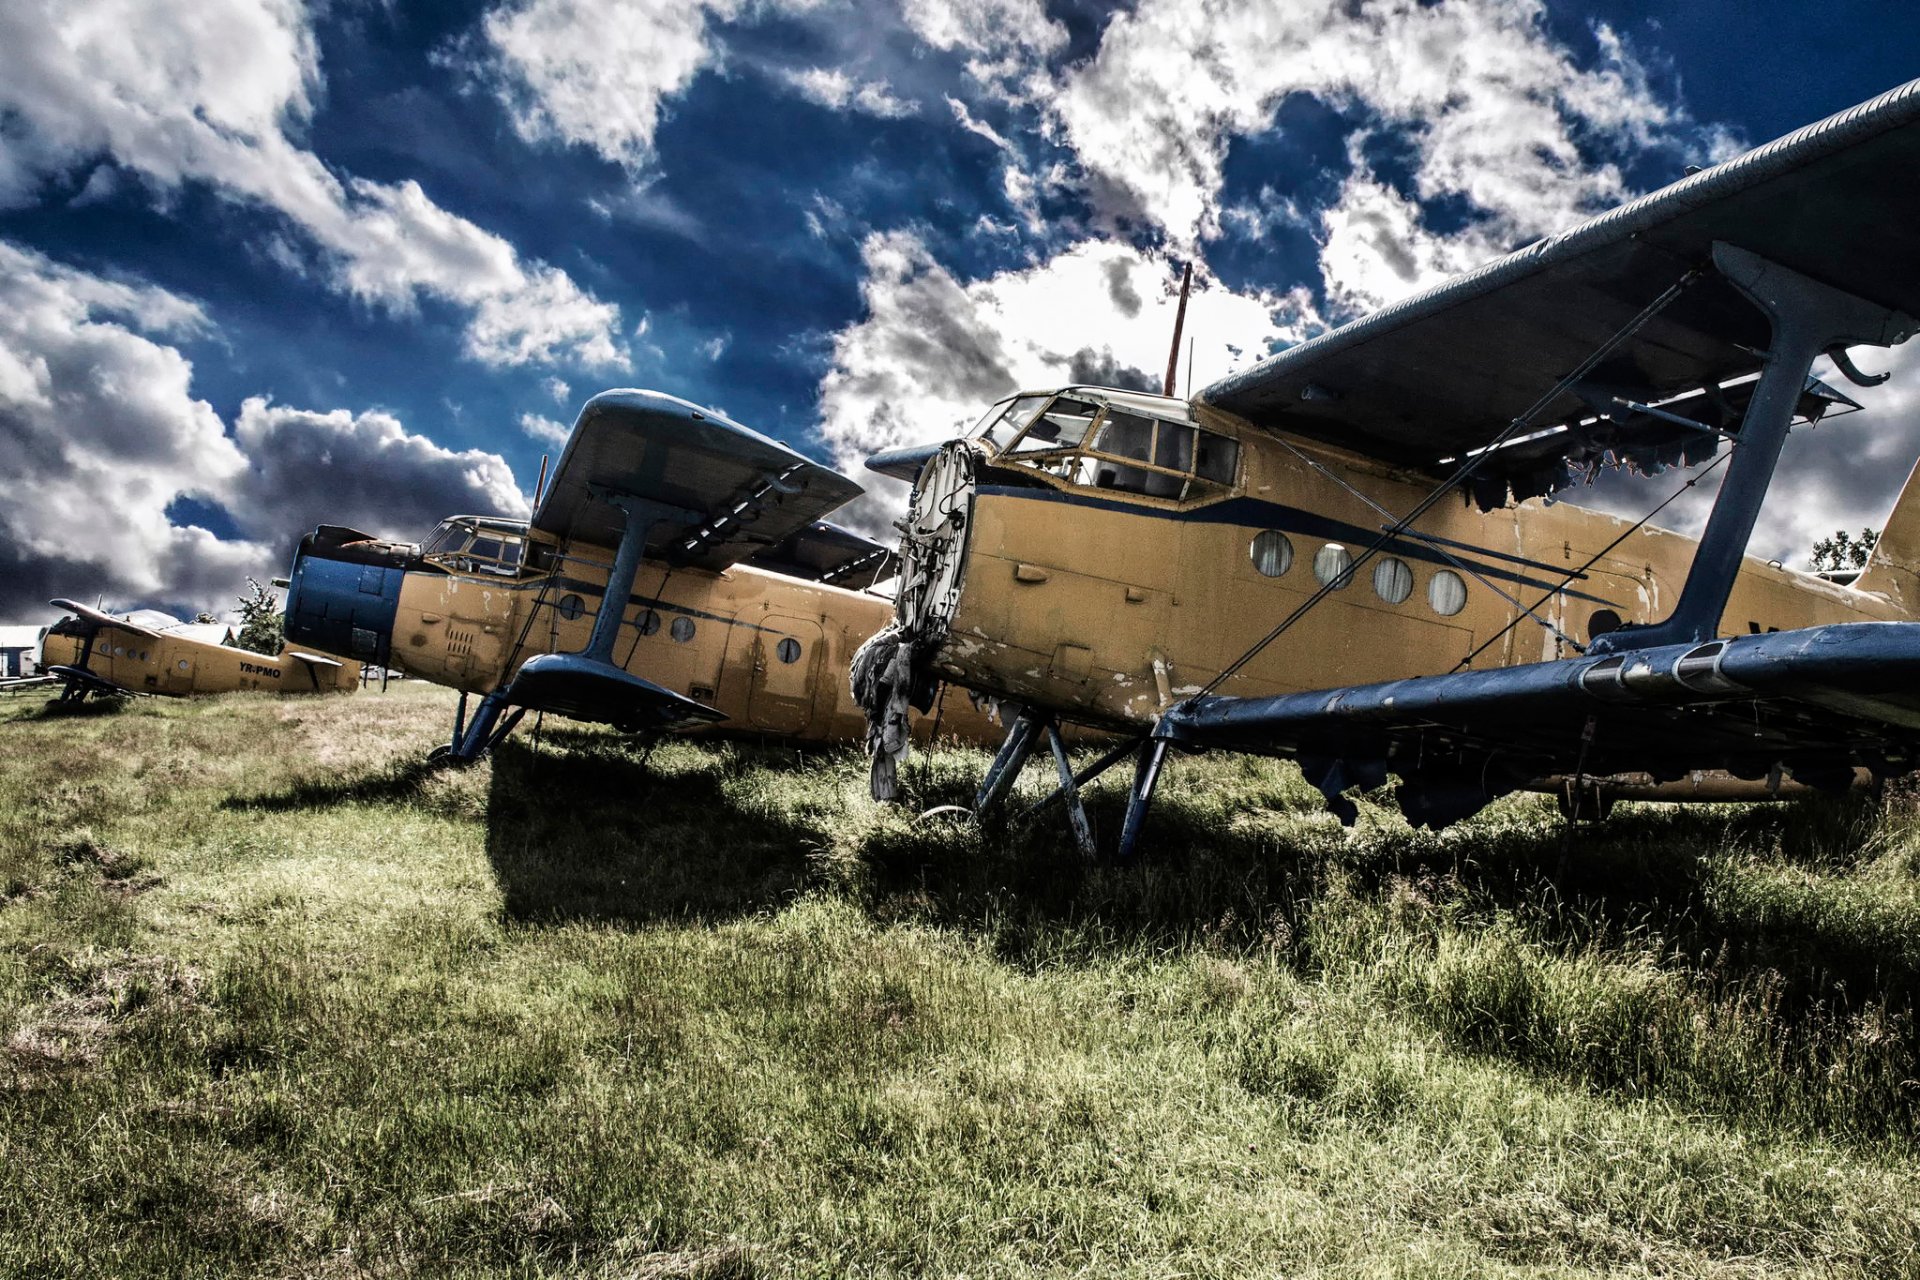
[749, 616, 823, 733]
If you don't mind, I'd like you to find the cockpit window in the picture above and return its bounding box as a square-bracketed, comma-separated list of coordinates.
[1007, 398, 1099, 455]
[421, 517, 534, 578]
[971, 395, 1049, 448]
[991, 397, 1242, 503]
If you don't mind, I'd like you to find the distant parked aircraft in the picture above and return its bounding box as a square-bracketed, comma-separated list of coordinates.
[282, 389, 998, 762]
[40, 599, 360, 701]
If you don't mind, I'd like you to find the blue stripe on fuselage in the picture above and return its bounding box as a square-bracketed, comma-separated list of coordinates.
[972, 484, 1619, 607]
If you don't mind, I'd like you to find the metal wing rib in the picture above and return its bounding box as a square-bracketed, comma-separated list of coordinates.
[530, 389, 863, 572]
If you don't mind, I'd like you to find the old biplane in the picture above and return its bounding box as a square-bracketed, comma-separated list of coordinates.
[281, 389, 996, 761]
[40, 600, 360, 701]
[858, 76, 1920, 857]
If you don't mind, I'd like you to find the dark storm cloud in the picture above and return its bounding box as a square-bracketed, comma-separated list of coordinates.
[1067, 347, 1157, 392]
[226, 400, 529, 557]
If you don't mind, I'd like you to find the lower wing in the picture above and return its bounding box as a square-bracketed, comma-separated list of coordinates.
[1160, 622, 1920, 827]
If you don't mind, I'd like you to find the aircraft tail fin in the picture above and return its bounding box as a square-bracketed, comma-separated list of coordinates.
[1855, 459, 1920, 613]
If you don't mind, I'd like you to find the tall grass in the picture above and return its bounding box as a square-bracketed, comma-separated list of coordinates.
[2, 685, 1919, 1276]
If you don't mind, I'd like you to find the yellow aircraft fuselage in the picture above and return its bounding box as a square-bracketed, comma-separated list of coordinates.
[40, 623, 362, 697]
[894, 389, 1915, 733]
[300, 517, 997, 745]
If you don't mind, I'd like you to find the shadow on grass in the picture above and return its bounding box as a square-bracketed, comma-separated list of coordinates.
[31, 696, 129, 719]
[216, 718, 1920, 1143]
[482, 732, 820, 925]
[220, 758, 445, 812]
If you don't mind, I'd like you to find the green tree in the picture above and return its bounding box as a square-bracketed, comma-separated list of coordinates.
[235, 577, 285, 656]
[1808, 527, 1880, 573]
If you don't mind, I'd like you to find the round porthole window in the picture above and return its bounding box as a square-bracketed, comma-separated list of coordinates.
[557, 593, 584, 621]
[1250, 530, 1293, 577]
[1428, 569, 1468, 616]
[1372, 557, 1413, 605]
[637, 609, 662, 636]
[670, 616, 695, 643]
[1313, 543, 1353, 590]
[176, 659, 191, 672]
[776, 637, 803, 664]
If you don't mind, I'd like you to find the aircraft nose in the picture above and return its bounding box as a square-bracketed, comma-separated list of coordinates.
[865, 441, 948, 483]
[282, 530, 405, 666]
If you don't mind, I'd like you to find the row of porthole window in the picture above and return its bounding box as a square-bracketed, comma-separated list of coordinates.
[1249, 530, 1468, 617]
[558, 594, 806, 664]
[105, 644, 151, 662]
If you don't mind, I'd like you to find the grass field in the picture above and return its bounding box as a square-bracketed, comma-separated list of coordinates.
[3, 681, 1919, 1277]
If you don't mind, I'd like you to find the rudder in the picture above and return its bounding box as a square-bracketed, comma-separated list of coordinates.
[1855, 458, 1920, 613]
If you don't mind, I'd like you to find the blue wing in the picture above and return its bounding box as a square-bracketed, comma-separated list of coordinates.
[532, 389, 863, 569]
[1159, 622, 1920, 827]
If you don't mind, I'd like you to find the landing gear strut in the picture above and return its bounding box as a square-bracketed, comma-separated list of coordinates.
[429, 690, 527, 766]
[975, 706, 1173, 860]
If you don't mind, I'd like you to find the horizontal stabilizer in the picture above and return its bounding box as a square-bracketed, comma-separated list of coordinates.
[746, 521, 897, 585]
[1162, 622, 1920, 828]
[502, 652, 727, 733]
[286, 652, 344, 669]
[1201, 77, 1920, 504]
[533, 390, 862, 571]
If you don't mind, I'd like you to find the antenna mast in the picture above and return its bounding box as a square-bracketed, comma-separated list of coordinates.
[533, 453, 551, 507]
[1162, 261, 1193, 397]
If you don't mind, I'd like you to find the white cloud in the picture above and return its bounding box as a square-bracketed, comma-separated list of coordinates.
[900, 0, 1066, 60]
[0, 243, 528, 621]
[817, 232, 1318, 529]
[0, 0, 624, 370]
[1052, 0, 1687, 256]
[0, 241, 257, 616]
[483, 0, 727, 169]
[784, 67, 917, 118]
[520, 412, 572, 447]
[1314, 151, 1508, 314]
[482, 0, 831, 167]
[544, 376, 571, 404]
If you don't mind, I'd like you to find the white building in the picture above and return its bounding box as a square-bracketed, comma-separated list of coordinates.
[0, 625, 49, 679]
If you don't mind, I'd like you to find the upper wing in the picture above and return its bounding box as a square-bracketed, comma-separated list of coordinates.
[1200, 78, 1920, 505]
[746, 521, 897, 587]
[50, 599, 165, 640]
[532, 389, 863, 570]
[1160, 622, 1920, 828]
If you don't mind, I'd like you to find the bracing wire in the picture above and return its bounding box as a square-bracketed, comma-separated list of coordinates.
[1449, 448, 1732, 671]
[1192, 267, 1702, 700]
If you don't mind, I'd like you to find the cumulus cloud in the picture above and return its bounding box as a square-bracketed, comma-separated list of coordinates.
[1051, 0, 1692, 258]
[228, 400, 529, 551]
[482, 0, 849, 167]
[816, 233, 1318, 529]
[0, 241, 258, 617]
[520, 412, 572, 447]
[0, 243, 527, 621]
[0, 0, 624, 369]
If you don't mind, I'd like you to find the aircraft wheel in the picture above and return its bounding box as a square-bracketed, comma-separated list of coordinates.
[425, 744, 479, 769]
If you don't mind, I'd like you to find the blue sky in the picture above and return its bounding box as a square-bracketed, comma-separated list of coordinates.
[2, 0, 1917, 620]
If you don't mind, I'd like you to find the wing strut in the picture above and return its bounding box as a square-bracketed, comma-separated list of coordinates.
[1592, 243, 1918, 652]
